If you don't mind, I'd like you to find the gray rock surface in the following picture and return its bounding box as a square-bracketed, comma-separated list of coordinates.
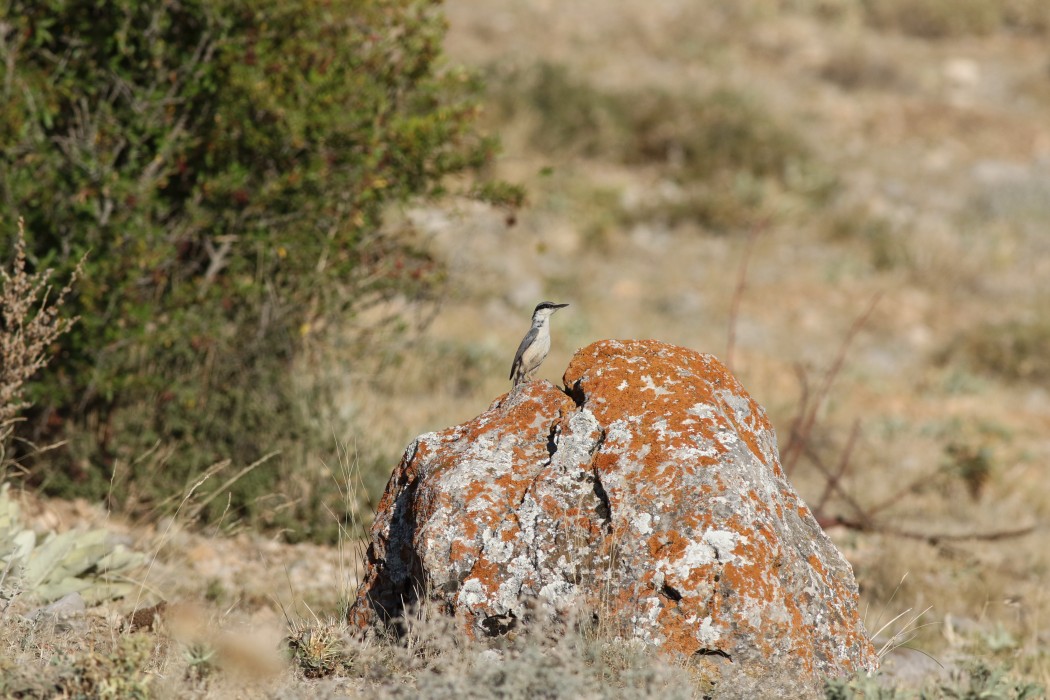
[350, 339, 878, 697]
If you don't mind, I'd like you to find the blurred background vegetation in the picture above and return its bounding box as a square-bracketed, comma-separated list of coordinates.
[0, 0, 518, 540]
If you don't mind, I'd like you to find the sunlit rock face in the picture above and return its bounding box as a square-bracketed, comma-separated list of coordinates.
[349, 339, 878, 697]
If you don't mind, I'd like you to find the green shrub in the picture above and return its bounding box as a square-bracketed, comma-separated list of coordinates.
[488, 62, 831, 232]
[862, 0, 1002, 38]
[862, 0, 1050, 37]
[0, 0, 509, 533]
[820, 47, 904, 91]
[1002, 0, 1050, 34]
[945, 319, 1050, 385]
[0, 634, 153, 699]
[501, 63, 811, 180]
[824, 663, 1045, 699]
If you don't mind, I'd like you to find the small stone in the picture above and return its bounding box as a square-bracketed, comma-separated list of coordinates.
[27, 591, 86, 632]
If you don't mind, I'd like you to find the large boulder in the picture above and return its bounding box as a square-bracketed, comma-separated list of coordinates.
[349, 339, 878, 696]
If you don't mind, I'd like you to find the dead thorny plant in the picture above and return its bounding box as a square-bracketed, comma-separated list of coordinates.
[724, 218, 765, 374]
[1, 218, 84, 476]
[725, 235, 1035, 546]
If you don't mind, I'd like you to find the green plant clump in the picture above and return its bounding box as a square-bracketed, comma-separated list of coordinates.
[947, 319, 1050, 386]
[860, 0, 1050, 38]
[824, 663, 1045, 699]
[0, 634, 153, 699]
[490, 62, 835, 232]
[0, 0, 509, 534]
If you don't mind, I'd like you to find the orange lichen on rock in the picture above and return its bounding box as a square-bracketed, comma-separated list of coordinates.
[349, 340, 877, 697]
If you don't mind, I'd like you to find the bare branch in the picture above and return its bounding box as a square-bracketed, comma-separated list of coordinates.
[802, 438, 872, 527]
[725, 220, 764, 372]
[820, 514, 1037, 545]
[781, 292, 882, 475]
[812, 419, 861, 516]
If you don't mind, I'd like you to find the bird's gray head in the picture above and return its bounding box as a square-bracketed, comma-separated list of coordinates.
[532, 301, 569, 322]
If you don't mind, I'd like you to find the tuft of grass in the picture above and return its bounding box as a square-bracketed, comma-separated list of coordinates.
[938, 663, 1045, 699]
[943, 442, 994, 500]
[352, 600, 701, 699]
[287, 616, 352, 679]
[819, 204, 904, 271]
[820, 46, 905, 91]
[182, 640, 219, 685]
[1001, 0, 1050, 33]
[824, 672, 901, 699]
[860, 0, 1050, 37]
[515, 62, 626, 158]
[862, 0, 1003, 38]
[0, 633, 153, 699]
[825, 662, 1045, 699]
[624, 88, 812, 183]
[942, 319, 1050, 385]
[487, 61, 833, 232]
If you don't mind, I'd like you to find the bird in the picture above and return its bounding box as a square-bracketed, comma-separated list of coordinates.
[509, 301, 569, 387]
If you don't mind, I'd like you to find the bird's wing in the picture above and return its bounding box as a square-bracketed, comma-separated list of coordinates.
[509, 326, 538, 380]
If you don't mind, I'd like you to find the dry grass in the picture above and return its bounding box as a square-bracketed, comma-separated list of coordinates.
[1, 487, 702, 698]
[1, 218, 81, 461]
[861, 0, 1050, 38]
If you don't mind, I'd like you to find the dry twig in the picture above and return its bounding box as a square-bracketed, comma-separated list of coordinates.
[725, 220, 765, 372]
[724, 247, 1035, 546]
[781, 292, 882, 476]
[1, 218, 83, 432]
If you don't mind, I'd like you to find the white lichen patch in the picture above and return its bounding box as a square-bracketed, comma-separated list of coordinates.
[715, 429, 740, 449]
[455, 444, 516, 480]
[497, 576, 527, 610]
[506, 552, 537, 582]
[662, 529, 745, 580]
[687, 403, 715, 420]
[551, 410, 603, 472]
[718, 391, 754, 422]
[459, 577, 489, 607]
[640, 374, 673, 396]
[515, 495, 541, 544]
[617, 380, 629, 391]
[633, 511, 653, 535]
[673, 443, 720, 462]
[696, 616, 722, 645]
[538, 580, 577, 605]
[481, 528, 517, 563]
[631, 596, 664, 643]
[570, 408, 600, 434]
[605, 420, 633, 446]
[703, 529, 745, 562]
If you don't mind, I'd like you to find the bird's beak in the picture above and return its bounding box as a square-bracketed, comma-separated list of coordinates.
[555, 303, 569, 309]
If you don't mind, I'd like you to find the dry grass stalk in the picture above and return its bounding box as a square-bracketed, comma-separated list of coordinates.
[1, 218, 83, 454]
